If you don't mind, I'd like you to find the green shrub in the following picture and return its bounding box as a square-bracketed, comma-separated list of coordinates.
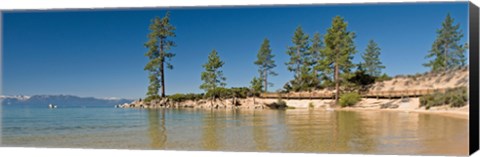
[339, 92, 362, 107]
[205, 87, 231, 99]
[420, 92, 444, 107]
[448, 87, 468, 107]
[144, 95, 161, 102]
[204, 87, 251, 99]
[308, 102, 314, 109]
[449, 94, 466, 107]
[419, 87, 468, 108]
[229, 87, 250, 98]
[168, 93, 204, 102]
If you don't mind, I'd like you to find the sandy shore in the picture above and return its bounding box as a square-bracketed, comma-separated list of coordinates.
[247, 97, 470, 119]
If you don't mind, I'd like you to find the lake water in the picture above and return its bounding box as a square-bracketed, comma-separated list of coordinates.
[1, 105, 469, 155]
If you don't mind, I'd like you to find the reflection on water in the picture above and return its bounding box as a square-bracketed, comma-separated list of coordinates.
[147, 109, 166, 149]
[2, 107, 469, 156]
[201, 110, 223, 150]
[252, 111, 268, 151]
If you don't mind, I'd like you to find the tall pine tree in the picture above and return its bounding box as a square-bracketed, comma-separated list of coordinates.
[200, 49, 227, 92]
[361, 40, 385, 77]
[308, 32, 324, 88]
[144, 11, 176, 100]
[286, 26, 310, 77]
[424, 13, 468, 72]
[254, 38, 277, 92]
[285, 26, 317, 92]
[323, 16, 357, 105]
[145, 35, 161, 100]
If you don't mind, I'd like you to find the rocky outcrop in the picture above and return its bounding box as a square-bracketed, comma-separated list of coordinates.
[118, 97, 339, 110]
[118, 97, 269, 109]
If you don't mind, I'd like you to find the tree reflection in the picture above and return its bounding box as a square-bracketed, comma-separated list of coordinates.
[281, 110, 377, 153]
[334, 111, 377, 153]
[147, 109, 167, 149]
[252, 111, 269, 151]
[202, 110, 222, 150]
[283, 109, 338, 152]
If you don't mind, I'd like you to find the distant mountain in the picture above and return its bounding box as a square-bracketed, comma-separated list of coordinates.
[0, 95, 133, 107]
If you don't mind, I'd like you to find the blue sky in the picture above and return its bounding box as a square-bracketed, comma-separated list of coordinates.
[2, 2, 469, 99]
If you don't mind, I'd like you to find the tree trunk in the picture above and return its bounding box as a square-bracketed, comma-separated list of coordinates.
[334, 63, 339, 106]
[212, 82, 216, 108]
[444, 43, 449, 72]
[264, 70, 268, 92]
[160, 39, 166, 98]
[160, 60, 165, 98]
[296, 48, 301, 76]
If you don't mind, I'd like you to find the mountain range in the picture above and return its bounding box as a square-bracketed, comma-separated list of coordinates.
[0, 95, 133, 107]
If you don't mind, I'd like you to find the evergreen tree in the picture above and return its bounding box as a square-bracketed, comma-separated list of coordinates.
[309, 32, 324, 88]
[424, 13, 468, 72]
[290, 45, 322, 92]
[200, 49, 227, 93]
[254, 38, 277, 92]
[322, 16, 357, 105]
[309, 32, 324, 68]
[285, 26, 317, 92]
[250, 76, 264, 96]
[144, 11, 176, 100]
[286, 26, 310, 77]
[361, 40, 385, 77]
[144, 35, 160, 100]
[145, 72, 160, 100]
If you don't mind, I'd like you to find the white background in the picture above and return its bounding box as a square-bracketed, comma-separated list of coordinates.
[0, 0, 479, 157]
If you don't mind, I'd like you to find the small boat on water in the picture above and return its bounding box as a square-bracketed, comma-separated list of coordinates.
[48, 104, 58, 109]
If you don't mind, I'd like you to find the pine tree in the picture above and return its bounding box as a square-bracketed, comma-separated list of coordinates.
[144, 11, 176, 100]
[254, 38, 277, 92]
[309, 32, 324, 88]
[309, 33, 323, 67]
[424, 13, 468, 72]
[285, 26, 313, 91]
[144, 35, 161, 100]
[250, 76, 264, 95]
[200, 49, 227, 93]
[286, 26, 310, 77]
[361, 40, 385, 77]
[323, 16, 357, 105]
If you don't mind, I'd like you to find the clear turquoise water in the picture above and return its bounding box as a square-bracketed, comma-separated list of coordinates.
[1, 105, 469, 155]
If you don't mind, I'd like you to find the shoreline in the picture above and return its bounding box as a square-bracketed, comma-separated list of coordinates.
[119, 97, 469, 119]
[119, 67, 470, 120]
